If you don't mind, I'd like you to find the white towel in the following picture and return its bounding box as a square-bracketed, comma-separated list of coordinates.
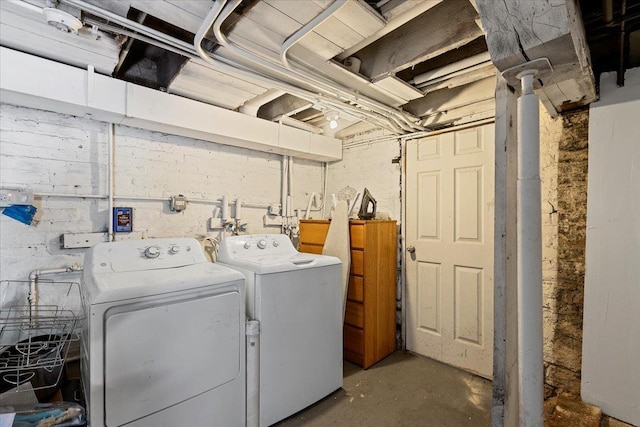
[322, 201, 351, 319]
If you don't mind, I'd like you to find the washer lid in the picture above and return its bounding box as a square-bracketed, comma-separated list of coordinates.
[84, 262, 244, 304]
[219, 252, 341, 275]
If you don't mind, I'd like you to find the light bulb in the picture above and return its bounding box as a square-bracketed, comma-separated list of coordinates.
[324, 110, 340, 129]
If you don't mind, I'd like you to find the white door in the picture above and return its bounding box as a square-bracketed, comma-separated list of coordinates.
[405, 124, 494, 378]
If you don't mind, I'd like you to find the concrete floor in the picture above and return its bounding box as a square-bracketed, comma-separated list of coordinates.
[276, 350, 492, 427]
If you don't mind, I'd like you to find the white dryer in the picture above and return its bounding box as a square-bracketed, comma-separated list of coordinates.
[82, 238, 246, 427]
[218, 234, 343, 427]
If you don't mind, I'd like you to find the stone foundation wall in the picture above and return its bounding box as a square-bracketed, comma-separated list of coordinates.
[540, 107, 589, 397]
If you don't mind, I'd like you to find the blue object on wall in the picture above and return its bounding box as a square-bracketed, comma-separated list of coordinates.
[2, 204, 37, 225]
[113, 207, 133, 232]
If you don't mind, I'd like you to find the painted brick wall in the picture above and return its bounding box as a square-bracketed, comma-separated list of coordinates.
[326, 140, 401, 221]
[540, 107, 590, 397]
[0, 104, 324, 282]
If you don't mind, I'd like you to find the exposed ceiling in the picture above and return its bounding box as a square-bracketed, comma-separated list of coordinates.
[579, 0, 640, 87]
[0, 0, 637, 141]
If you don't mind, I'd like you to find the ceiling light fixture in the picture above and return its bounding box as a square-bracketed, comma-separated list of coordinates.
[324, 110, 339, 129]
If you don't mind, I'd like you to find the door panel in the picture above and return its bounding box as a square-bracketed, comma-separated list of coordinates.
[406, 124, 494, 378]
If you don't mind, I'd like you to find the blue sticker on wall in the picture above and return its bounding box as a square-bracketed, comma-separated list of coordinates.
[113, 207, 133, 232]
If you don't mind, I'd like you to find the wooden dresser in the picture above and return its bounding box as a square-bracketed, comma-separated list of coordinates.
[299, 219, 397, 368]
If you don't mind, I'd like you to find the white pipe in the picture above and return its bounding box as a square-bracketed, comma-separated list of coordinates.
[280, 1, 348, 69]
[206, 0, 403, 133]
[239, 89, 285, 116]
[107, 123, 115, 242]
[304, 192, 316, 219]
[209, 0, 420, 133]
[281, 156, 288, 233]
[221, 195, 229, 223]
[245, 320, 260, 427]
[322, 162, 329, 219]
[515, 70, 544, 427]
[35, 193, 108, 199]
[287, 156, 294, 218]
[235, 198, 242, 222]
[28, 266, 81, 317]
[70, 0, 404, 134]
[6, 0, 43, 14]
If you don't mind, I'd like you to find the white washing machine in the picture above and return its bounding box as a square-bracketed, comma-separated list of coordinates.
[217, 234, 343, 427]
[82, 238, 246, 427]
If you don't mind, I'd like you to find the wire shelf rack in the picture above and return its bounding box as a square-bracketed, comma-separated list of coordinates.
[0, 280, 83, 394]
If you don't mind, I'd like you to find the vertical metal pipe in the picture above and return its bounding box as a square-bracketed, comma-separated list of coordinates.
[603, 0, 614, 24]
[107, 123, 115, 242]
[516, 71, 544, 427]
[617, 0, 628, 87]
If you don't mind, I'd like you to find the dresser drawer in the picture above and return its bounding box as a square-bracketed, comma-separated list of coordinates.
[347, 275, 364, 302]
[299, 243, 323, 254]
[350, 249, 364, 276]
[350, 224, 364, 249]
[344, 301, 364, 328]
[299, 221, 329, 245]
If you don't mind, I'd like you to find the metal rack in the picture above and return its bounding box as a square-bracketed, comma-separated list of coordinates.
[0, 280, 83, 394]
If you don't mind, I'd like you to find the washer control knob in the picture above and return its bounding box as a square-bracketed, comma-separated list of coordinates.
[244, 242, 251, 249]
[257, 239, 268, 249]
[273, 240, 279, 247]
[144, 246, 160, 258]
[169, 245, 180, 254]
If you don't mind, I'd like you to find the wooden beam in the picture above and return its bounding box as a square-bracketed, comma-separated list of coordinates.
[475, 0, 597, 112]
[355, 0, 483, 80]
[404, 76, 496, 118]
[257, 94, 311, 121]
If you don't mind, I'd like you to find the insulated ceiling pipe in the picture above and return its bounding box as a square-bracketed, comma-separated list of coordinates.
[502, 58, 552, 427]
[210, 0, 422, 132]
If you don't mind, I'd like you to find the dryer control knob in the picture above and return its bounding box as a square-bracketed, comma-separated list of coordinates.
[169, 245, 180, 254]
[273, 240, 279, 247]
[244, 242, 251, 249]
[144, 246, 160, 258]
[257, 239, 268, 249]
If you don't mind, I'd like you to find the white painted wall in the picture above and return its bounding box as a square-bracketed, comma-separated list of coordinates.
[0, 104, 324, 282]
[582, 67, 640, 426]
[326, 140, 401, 221]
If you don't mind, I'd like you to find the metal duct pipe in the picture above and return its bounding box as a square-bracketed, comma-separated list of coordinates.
[516, 70, 544, 427]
